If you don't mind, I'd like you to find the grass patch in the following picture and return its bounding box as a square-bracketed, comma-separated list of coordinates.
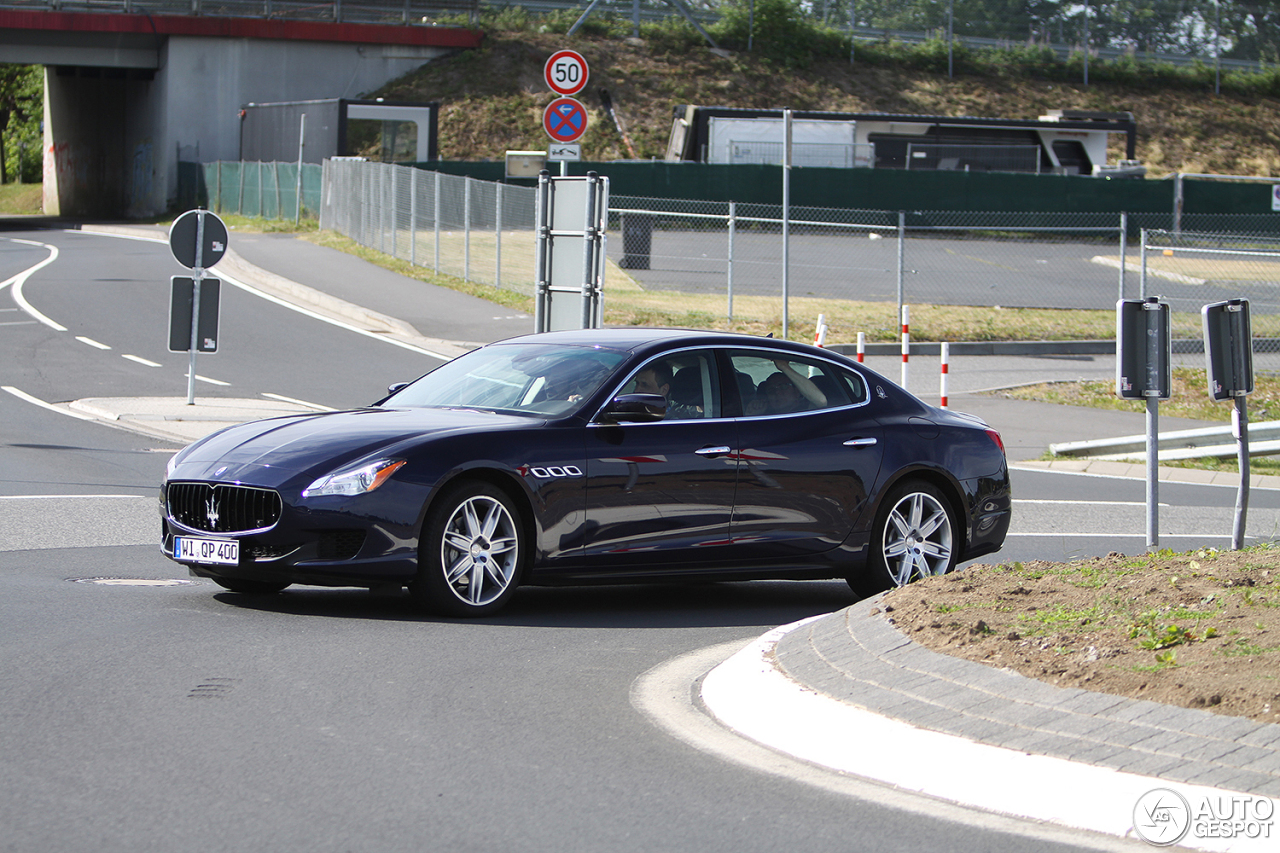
[1006, 367, 1280, 424]
[0, 183, 42, 215]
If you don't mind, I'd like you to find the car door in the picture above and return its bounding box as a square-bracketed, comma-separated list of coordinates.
[725, 350, 883, 560]
[577, 349, 740, 569]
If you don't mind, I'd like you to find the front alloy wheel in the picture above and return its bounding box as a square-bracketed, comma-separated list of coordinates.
[413, 482, 523, 616]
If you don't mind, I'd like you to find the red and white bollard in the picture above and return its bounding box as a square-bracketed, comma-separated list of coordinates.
[813, 314, 825, 347]
[856, 332, 865, 363]
[940, 341, 950, 409]
[900, 305, 910, 390]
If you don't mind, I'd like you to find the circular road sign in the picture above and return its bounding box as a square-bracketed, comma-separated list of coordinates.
[544, 50, 589, 96]
[169, 209, 229, 270]
[543, 97, 589, 144]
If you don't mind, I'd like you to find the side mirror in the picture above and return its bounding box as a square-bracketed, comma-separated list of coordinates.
[600, 393, 667, 423]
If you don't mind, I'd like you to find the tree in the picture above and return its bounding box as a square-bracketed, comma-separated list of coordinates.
[0, 65, 42, 184]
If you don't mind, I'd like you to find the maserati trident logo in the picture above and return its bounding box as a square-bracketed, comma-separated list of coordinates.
[205, 494, 220, 528]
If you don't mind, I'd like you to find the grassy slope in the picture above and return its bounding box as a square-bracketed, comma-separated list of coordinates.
[368, 30, 1280, 177]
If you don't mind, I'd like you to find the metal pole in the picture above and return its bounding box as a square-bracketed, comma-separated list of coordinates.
[727, 201, 736, 320]
[534, 171, 550, 333]
[896, 211, 906, 325]
[464, 177, 472, 282]
[1234, 396, 1250, 549]
[947, 0, 954, 78]
[390, 166, 399, 260]
[1146, 396, 1158, 548]
[782, 109, 792, 339]
[1118, 211, 1128, 301]
[433, 171, 441, 274]
[1083, 0, 1090, 86]
[1173, 172, 1184, 235]
[1139, 228, 1149, 300]
[848, 0, 854, 63]
[495, 181, 503, 291]
[294, 113, 305, 223]
[410, 167, 417, 267]
[581, 173, 600, 329]
[187, 211, 207, 406]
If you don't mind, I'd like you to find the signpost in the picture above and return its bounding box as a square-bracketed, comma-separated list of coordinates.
[1116, 297, 1171, 548]
[168, 209, 228, 405]
[1203, 298, 1255, 549]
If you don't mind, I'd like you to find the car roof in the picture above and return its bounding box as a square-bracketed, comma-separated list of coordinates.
[490, 327, 843, 359]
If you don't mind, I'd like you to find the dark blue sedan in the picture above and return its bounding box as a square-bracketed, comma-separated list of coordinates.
[161, 328, 1010, 616]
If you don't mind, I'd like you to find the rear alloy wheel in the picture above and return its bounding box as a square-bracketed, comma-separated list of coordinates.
[413, 482, 524, 617]
[854, 480, 958, 595]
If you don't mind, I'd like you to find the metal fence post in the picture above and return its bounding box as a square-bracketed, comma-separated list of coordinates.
[1118, 211, 1128, 300]
[464, 177, 472, 283]
[1173, 172, 1184, 236]
[896, 211, 906, 324]
[495, 181, 503, 290]
[1140, 227, 1149, 300]
[409, 166, 417, 267]
[390, 165, 399, 260]
[433, 172, 441, 274]
[727, 200, 736, 320]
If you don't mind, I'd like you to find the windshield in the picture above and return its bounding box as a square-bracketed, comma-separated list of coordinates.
[383, 343, 629, 416]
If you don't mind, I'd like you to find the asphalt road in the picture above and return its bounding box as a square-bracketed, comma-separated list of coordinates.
[0, 224, 1270, 852]
[610, 230, 1280, 313]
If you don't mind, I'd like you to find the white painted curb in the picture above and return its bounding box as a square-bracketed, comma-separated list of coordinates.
[701, 616, 1278, 852]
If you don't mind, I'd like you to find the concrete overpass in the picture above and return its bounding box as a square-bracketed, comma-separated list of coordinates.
[0, 7, 482, 217]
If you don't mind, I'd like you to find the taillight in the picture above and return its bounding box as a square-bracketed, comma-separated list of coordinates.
[985, 428, 1005, 455]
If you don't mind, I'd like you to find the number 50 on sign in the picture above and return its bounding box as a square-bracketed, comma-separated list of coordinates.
[544, 50, 589, 96]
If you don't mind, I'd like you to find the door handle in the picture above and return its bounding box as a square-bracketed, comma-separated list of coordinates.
[695, 446, 733, 456]
[843, 437, 878, 447]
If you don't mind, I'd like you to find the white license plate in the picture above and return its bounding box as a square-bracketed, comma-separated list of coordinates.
[174, 536, 239, 565]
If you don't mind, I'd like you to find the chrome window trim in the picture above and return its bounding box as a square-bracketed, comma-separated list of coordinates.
[590, 345, 725, 425]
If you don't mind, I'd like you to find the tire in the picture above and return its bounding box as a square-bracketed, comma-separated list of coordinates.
[851, 480, 958, 596]
[213, 577, 290, 594]
[411, 481, 524, 617]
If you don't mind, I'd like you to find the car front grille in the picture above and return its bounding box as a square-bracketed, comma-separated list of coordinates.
[167, 482, 283, 534]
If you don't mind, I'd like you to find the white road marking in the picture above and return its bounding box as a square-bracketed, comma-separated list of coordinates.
[122, 354, 162, 367]
[1, 239, 66, 331]
[185, 373, 231, 387]
[262, 392, 334, 411]
[1, 385, 97, 421]
[75, 336, 111, 350]
[1010, 463, 1278, 489]
[0, 494, 146, 500]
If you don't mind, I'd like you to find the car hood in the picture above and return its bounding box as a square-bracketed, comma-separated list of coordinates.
[169, 407, 540, 485]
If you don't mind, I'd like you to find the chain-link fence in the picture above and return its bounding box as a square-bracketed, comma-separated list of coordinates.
[320, 158, 537, 294]
[197, 161, 324, 220]
[316, 160, 1280, 363]
[1141, 230, 1280, 361]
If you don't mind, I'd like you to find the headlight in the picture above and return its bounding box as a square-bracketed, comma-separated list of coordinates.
[302, 459, 406, 498]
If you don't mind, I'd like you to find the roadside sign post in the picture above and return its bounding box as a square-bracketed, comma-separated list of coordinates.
[1203, 298, 1255, 549]
[1117, 297, 1172, 548]
[168, 209, 229, 405]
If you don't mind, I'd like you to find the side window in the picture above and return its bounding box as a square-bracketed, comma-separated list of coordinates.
[728, 352, 852, 416]
[839, 368, 870, 405]
[623, 352, 720, 420]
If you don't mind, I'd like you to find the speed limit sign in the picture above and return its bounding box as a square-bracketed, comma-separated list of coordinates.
[544, 50, 589, 96]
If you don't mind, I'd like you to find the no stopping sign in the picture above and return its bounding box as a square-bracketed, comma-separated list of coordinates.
[543, 97, 588, 144]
